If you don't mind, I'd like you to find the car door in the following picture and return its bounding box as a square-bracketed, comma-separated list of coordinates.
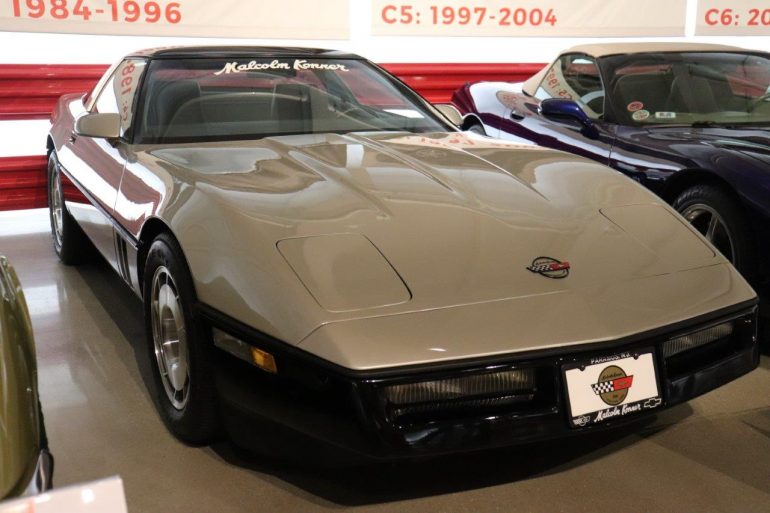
[57, 58, 147, 274]
[497, 53, 616, 165]
[602, 57, 693, 189]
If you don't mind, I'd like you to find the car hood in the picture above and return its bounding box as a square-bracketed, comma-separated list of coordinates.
[692, 128, 770, 168]
[134, 132, 754, 368]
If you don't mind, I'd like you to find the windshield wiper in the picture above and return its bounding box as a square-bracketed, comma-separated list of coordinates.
[691, 121, 730, 128]
[690, 121, 770, 130]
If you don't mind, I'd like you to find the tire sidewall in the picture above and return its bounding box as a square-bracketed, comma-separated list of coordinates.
[47, 153, 63, 256]
[466, 123, 486, 136]
[47, 151, 91, 265]
[143, 233, 219, 443]
[673, 185, 755, 279]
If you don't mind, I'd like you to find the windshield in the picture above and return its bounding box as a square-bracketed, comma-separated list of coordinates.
[134, 57, 450, 144]
[600, 52, 770, 126]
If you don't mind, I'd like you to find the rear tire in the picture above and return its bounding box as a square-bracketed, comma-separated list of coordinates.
[672, 184, 755, 280]
[465, 121, 487, 136]
[143, 232, 219, 444]
[47, 152, 91, 265]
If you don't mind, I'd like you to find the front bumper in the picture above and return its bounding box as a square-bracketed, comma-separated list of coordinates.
[202, 301, 759, 461]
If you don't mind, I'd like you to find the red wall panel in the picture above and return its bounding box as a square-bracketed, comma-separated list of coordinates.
[0, 64, 108, 120]
[0, 155, 48, 211]
[0, 62, 543, 211]
[382, 63, 544, 103]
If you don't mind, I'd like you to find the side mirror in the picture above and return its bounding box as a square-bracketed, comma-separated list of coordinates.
[540, 98, 599, 140]
[74, 112, 121, 139]
[434, 104, 463, 127]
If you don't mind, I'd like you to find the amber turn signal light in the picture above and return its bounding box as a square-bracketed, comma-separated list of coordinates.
[251, 347, 278, 374]
[212, 327, 277, 374]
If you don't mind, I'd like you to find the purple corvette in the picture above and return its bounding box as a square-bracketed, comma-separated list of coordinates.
[452, 42, 770, 291]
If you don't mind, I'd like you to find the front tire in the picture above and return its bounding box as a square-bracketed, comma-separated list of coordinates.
[672, 184, 755, 280]
[143, 233, 219, 444]
[47, 152, 90, 265]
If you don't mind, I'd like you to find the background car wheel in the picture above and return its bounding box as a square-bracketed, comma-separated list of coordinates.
[47, 152, 91, 265]
[465, 121, 487, 136]
[143, 232, 219, 444]
[672, 184, 755, 280]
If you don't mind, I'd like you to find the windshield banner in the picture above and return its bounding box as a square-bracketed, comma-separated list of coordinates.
[372, 0, 687, 37]
[0, 0, 348, 39]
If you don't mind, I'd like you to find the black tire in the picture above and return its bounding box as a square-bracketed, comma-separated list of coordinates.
[143, 232, 219, 444]
[672, 184, 755, 280]
[47, 152, 91, 265]
[465, 121, 487, 136]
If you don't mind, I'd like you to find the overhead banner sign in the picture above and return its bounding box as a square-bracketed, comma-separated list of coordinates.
[0, 0, 349, 39]
[696, 0, 770, 35]
[372, 0, 687, 37]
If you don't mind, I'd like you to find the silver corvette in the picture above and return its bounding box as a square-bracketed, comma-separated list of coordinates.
[47, 47, 758, 459]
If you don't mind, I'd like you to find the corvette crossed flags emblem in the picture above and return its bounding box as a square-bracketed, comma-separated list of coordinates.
[526, 256, 571, 279]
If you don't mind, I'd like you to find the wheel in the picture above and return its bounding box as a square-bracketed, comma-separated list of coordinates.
[143, 233, 219, 444]
[47, 152, 91, 265]
[672, 184, 755, 279]
[465, 122, 487, 136]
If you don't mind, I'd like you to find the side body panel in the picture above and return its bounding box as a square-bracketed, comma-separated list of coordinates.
[0, 257, 43, 499]
[50, 95, 127, 275]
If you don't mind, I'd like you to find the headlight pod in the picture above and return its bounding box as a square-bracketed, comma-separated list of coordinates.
[662, 321, 734, 358]
[380, 368, 540, 425]
[383, 368, 537, 407]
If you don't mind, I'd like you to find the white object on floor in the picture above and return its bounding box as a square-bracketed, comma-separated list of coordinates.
[0, 476, 127, 513]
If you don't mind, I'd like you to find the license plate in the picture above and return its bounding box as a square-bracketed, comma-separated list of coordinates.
[563, 350, 662, 428]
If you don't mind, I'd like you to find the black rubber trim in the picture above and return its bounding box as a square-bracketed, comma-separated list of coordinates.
[57, 160, 141, 250]
[196, 297, 758, 380]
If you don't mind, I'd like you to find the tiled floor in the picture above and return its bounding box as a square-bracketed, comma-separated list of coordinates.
[2, 208, 770, 513]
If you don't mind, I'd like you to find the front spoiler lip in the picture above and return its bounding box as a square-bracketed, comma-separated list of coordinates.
[218, 344, 758, 461]
[204, 302, 759, 461]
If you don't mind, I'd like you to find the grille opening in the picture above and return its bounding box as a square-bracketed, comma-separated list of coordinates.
[380, 367, 553, 426]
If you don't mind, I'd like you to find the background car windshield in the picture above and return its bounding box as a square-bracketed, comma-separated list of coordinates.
[134, 58, 449, 143]
[601, 52, 770, 126]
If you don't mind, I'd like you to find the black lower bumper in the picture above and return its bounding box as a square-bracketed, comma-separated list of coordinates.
[203, 302, 759, 461]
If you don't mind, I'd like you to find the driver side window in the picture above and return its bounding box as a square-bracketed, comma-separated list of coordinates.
[535, 54, 605, 119]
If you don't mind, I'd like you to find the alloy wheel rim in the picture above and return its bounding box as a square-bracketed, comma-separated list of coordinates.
[51, 165, 63, 246]
[150, 266, 190, 410]
[681, 203, 736, 263]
